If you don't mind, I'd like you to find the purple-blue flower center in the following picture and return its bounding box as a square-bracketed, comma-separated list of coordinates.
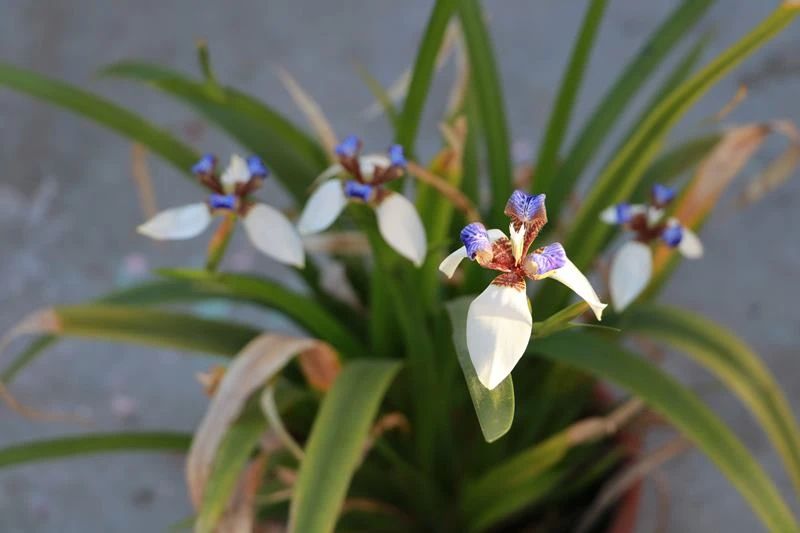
[661, 224, 683, 247]
[343, 180, 375, 202]
[460, 222, 492, 260]
[652, 184, 676, 207]
[335, 135, 361, 158]
[505, 190, 546, 223]
[529, 242, 566, 275]
[209, 194, 237, 210]
[192, 154, 216, 175]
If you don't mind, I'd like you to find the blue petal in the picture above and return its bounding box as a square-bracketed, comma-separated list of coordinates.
[208, 194, 237, 210]
[192, 153, 216, 174]
[530, 242, 566, 275]
[652, 184, 676, 206]
[335, 135, 361, 158]
[388, 144, 407, 167]
[460, 222, 492, 260]
[505, 190, 546, 223]
[343, 180, 374, 202]
[661, 224, 683, 247]
[247, 155, 269, 178]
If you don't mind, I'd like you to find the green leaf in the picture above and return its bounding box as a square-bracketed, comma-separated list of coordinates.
[0, 432, 190, 469]
[624, 304, 800, 497]
[99, 61, 327, 200]
[395, 0, 458, 153]
[538, 4, 799, 313]
[533, 0, 609, 188]
[52, 304, 259, 356]
[0, 63, 198, 178]
[196, 409, 266, 533]
[534, 332, 798, 533]
[289, 360, 401, 533]
[354, 63, 400, 130]
[446, 297, 514, 443]
[542, 0, 714, 220]
[461, 431, 571, 530]
[157, 269, 368, 357]
[458, 0, 513, 225]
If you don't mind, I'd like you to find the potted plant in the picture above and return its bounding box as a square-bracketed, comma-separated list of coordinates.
[1, 1, 799, 531]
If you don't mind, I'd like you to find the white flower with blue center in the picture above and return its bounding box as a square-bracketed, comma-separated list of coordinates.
[599, 183, 703, 312]
[440, 190, 606, 390]
[137, 153, 305, 267]
[297, 135, 427, 267]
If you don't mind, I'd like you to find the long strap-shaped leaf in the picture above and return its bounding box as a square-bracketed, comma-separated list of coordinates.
[533, 0, 609, 188]
[540, 0, 714, 220]
[100, 61, 328, 201]
[396, 0, 458, 153]
[157, 270, 368, 357]
[534, 332, 798, 532]
[0, 432, 190, 469]
[537, 4, 799, 313]
[2, 305, 259, 358]
[624, 304, 800, 497]
[458, 0, 513, 226]
[289, 360, 401, 533]
[0, 63, 198, 178]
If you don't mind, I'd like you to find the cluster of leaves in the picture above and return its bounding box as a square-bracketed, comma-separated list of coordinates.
[1, 1, 800, 532]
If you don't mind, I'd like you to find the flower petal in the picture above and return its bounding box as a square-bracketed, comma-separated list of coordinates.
[137, 203, 211, 240]
[439, 229, 507, 278]
[375, 192, 427, 267]
[296, 179, 348, 235]
[599, 203, 646, 225]
[547, 257, 607, 320]
[678, 226, 704, 259]
[220, 154, 250, 188]
[609, 240, 652, 312]
[467, 279, 532, 390]
[243, 204, 305, 267]
[359, 154, 392, 180]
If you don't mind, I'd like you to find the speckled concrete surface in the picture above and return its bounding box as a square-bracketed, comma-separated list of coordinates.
[0, 1, 798, 531]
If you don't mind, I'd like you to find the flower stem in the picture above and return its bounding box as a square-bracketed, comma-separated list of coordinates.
[205, 214, 236, 273]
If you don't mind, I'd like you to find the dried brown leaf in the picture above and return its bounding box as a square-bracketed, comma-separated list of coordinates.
[297, 343, 341, 392]
[216, 455, 268, 533]
[276, 67, 338, 158]
[130, 143, 158, 221]
[186, 334, 334, 508]
[739, 144, 800, 207]
[576, 437, 691, 533]
[407, 161, 481, 222]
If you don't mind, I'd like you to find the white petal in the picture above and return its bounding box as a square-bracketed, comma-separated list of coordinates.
[220, 154, 250, 188]
[547, 258, 608, 320]
[375, 193, 427, 267]
[438, 228, 507, 278]
[467, 283, 532, 390]
[358, 154, 391, 181]
[647, 206, 664, 227]
[243, 204, 305, 267]
[599, 205, 619, 224]
[137, 203, 211, 240]
[678, 227, 703, 259]
[297, 179, 348, 235]
[609, 240, 653, 312]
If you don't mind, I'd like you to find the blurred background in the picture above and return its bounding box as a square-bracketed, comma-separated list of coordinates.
[0, 1, 798, 531]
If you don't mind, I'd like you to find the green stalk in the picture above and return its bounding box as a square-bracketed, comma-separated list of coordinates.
[204, 214, 236, 272]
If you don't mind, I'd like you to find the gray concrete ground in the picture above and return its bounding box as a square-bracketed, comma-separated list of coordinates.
[1, 1, 799, 531]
